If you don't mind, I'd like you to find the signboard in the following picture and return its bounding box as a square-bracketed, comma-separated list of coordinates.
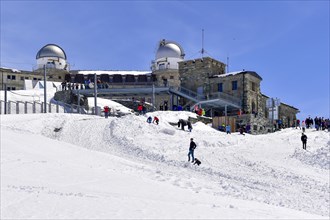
[268, 106, 278, 120]
[266, 98, 280, 108]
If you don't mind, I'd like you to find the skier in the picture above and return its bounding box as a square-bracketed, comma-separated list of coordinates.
[301, 133, 307, 150]
[147, 116, 152, 124]
[188, 138, 197, 162]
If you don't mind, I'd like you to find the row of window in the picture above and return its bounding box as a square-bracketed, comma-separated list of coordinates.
[6, 74, 62, 81]
[217, 81, 238, 92]
[217, 81, 257, 92]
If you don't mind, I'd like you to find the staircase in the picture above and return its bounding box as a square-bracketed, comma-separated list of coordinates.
[169, 86, 242, 111]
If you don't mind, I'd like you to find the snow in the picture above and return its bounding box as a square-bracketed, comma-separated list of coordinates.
[0, 67, 21, 72]
[77, 70, 151, 75]
[1, 87, 329, 219]
[213, 71, 243, 78]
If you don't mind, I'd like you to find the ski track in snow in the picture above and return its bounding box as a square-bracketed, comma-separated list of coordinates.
[1, 113, 329, 217]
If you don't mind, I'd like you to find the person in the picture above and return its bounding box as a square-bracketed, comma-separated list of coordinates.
[239, 126, 245, 135]
[226, 124, 231, 134]
[188, 138, 197, 162]
[301, 120, 306, 132]
[296, 119, 301, 129]
[187, 121, 192, 132]
[61, 81, 67, 90]
[103, 106, 110, 118]
[178, 119, 188, 130]
[153, 116, 159, 125]
[301, 133, 307, 150]
[137, 104, 143, 115]
[147, 116, 152, 124]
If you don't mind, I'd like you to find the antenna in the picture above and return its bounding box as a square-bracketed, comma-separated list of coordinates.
[201, 29, 205, 58]
[226, 55, 229, 73]
[198, 29, 211, 59]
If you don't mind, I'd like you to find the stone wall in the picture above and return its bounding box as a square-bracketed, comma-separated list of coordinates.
[178, 57, 226, 94]
[278, 103, 299, 127]
[153, 69, 180, 88]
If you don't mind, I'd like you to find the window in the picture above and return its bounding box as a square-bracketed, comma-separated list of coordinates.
[25, 77, 29, 79]
[58, 76, 62, 79]
[12, 75, 16, 80]
[170, 76, 174, 79]
[232, 81, 238, 90]
[33, 77, 37, 80]
[217, 83, 223, 92]
[252, 82, 256, 91]
[20, 77, 24, 81]
[7, 75, 11, 80]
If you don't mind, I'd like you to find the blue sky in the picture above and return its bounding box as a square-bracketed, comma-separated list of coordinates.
[1, 1, 329, 120]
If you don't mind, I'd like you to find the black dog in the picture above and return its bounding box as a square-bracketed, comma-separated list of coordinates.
[193, 158, 201, 166]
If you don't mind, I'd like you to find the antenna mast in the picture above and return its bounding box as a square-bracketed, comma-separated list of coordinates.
[201, 29, 205, 58]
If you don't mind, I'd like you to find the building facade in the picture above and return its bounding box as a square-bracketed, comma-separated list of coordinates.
[0, 40, 299, 134]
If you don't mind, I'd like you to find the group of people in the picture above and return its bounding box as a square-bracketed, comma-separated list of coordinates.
[147, 116, 159, 125]
[193, 105, 205, 116]
[297, 116, 330, 132]
[137, 104, 147, 115]
[61, 80, 84, 91]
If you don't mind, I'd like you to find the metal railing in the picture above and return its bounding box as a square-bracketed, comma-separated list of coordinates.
[170, 86, 242, 108]
[0, 100, 65, 115]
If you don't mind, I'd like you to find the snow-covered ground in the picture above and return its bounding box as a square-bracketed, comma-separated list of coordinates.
[1, 110, 329, 219]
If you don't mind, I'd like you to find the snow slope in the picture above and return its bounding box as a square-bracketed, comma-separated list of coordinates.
[1, 112, 329, 219]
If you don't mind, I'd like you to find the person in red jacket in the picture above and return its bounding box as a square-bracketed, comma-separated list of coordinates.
[153, 116, 159, 125]
[103, 106, 110, 118]
[137, 104, 143, 115]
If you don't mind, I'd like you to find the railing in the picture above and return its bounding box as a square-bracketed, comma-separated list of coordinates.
[0, 100, 65, 115]
[208, 91, 241, 107]
[170, 86, 241, 107]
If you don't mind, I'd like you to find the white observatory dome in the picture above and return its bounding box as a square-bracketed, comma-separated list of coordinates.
[36, 44, 68, 70]
[151, 39, 185, 71]
[156, 39, 185, 60]
[36, 44, 67, 60]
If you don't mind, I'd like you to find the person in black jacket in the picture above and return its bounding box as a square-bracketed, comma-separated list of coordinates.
[301, 133, 307, 150]
[188, 138, 197, 162]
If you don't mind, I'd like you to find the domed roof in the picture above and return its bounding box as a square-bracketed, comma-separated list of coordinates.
[156, 39, 185, 60]
[36, 44, 67, 60]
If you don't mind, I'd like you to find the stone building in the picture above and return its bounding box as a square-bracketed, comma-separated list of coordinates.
[0, 40, 299, 134]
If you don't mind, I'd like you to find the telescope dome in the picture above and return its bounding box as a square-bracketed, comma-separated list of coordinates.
[36, 44, 67, 60]
[156, 39, 185, 60]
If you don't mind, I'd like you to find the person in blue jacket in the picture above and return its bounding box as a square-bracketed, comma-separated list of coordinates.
[226, 124, 231, 134]
[147, 116, 152, 124]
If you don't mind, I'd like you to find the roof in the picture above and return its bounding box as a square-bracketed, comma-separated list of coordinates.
[213, 70, 262, 80]
[76, 70, 152, 75]
[156, 39, 185, 60]
[36, 44, 67, 60]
